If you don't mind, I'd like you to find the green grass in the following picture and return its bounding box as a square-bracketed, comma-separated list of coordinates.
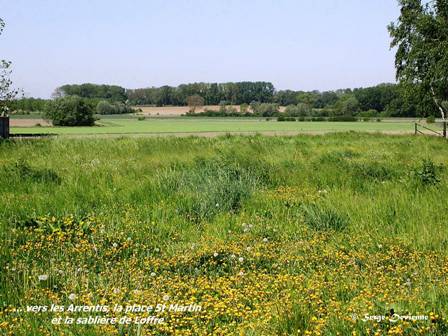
[11, 117, 417, 135]
[1, 133, 447, 335]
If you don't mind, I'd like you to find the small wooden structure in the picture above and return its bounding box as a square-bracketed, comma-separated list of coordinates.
[0, 116, 9, 139]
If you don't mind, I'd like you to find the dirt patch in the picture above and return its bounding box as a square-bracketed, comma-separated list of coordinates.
[10, 119, 51, 127]
[134, 105, 286, 116]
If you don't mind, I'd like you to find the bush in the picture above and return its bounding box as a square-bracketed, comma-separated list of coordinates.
[44, 96, 95, 126]
[277, 116, 295, 122]
[96, 100, 134, 115]
[426, 115, 435, 123]
[284, 103, 311, 117]
[413, 159, 441, 186]
[311, 117, 326, 121]
[359, 109, 378, 118]
[252, 103, 279, 117]
[240, 103, 249, 113]
[328, 116, 358, 122]
[137, 116, 146, 121]
[96, 100, 114, 115]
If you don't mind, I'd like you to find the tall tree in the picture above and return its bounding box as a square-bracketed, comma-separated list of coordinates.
[0, 18, 18, 116]
[388, 0, 448, 119]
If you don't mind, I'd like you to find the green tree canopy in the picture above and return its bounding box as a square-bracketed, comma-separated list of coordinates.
[0, 18, 18, 116]
[388, 0, 448, 119]
[44, 96, 95, 126]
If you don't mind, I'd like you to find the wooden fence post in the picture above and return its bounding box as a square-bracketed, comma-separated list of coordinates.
[443, 121, 447, 138]
[415, 123, 417, 136]
[0, 116, 10, 139]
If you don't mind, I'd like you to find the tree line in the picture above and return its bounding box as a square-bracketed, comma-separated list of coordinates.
[37, 81, 438, 118]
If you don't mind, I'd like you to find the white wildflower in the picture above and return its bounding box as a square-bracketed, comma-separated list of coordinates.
[38, 274, 48, 281]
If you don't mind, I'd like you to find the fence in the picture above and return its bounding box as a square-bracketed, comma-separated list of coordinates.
[415, 121, 447, 138]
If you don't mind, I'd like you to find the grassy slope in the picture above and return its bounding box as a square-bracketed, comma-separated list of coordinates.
[10, 118, 417, 135]
[0, 133, 447, 335]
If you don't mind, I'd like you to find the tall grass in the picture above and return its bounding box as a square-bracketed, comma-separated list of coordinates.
[0, 133, 447, 335]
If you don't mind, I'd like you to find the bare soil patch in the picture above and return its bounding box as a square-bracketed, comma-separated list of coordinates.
[10, 119, 51, 127]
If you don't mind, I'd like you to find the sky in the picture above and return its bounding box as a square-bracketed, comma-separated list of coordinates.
[1, 0, 401, 98]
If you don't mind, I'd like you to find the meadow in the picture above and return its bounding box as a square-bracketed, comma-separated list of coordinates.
[10, 117, 421, 136]
[1, 133, 448, 335]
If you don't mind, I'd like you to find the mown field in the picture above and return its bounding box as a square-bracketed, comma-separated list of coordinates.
[1, 133, 448, 335]
[10, 118, 420, 136]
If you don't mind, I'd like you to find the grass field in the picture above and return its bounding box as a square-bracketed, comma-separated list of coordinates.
[1, 133, 447, 335]
[10, 118, 422, 136]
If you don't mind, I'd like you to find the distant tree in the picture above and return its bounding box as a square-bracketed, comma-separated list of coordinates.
[186, 95, 205, 112]
[333, 95, 360, 116]
[57, 83, 127, 102]
[0, 19, 19, 116]
[252, 103, 279, 117]
[296, 91, 318, 107]
[389, 0, 448, 119]
[284, 103, 311, 117]
[7, 98, 48, 113]
[44, 96, 94, 126]
[275, 90, 298, 105]
[314, 91, 339, 108]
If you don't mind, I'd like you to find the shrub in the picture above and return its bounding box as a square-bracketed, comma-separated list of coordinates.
[96, 100, 134, 115]
[252, 103, 279, 117]
[413, 159, 441, 186]
[44, 96, 94, 126]
[240, 103, 249, 113]
[311, 117, 326, 121]
[186, 95, 204, 112]
[359, 109, 378, 118]
[284, 103, 311, 117]
[426, 115, 435, 123]
[96, 100, 115, 115]
[137, 116, 146, 121]
[328, 116, 358, 122]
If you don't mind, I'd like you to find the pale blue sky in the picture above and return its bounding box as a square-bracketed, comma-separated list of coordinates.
[1, 0, 400, 98]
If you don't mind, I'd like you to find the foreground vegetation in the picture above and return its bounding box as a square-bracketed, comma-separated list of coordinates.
[0, 133, 447, 335]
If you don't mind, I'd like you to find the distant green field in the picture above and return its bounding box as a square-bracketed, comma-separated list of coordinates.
[11, 117, 418, 135]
